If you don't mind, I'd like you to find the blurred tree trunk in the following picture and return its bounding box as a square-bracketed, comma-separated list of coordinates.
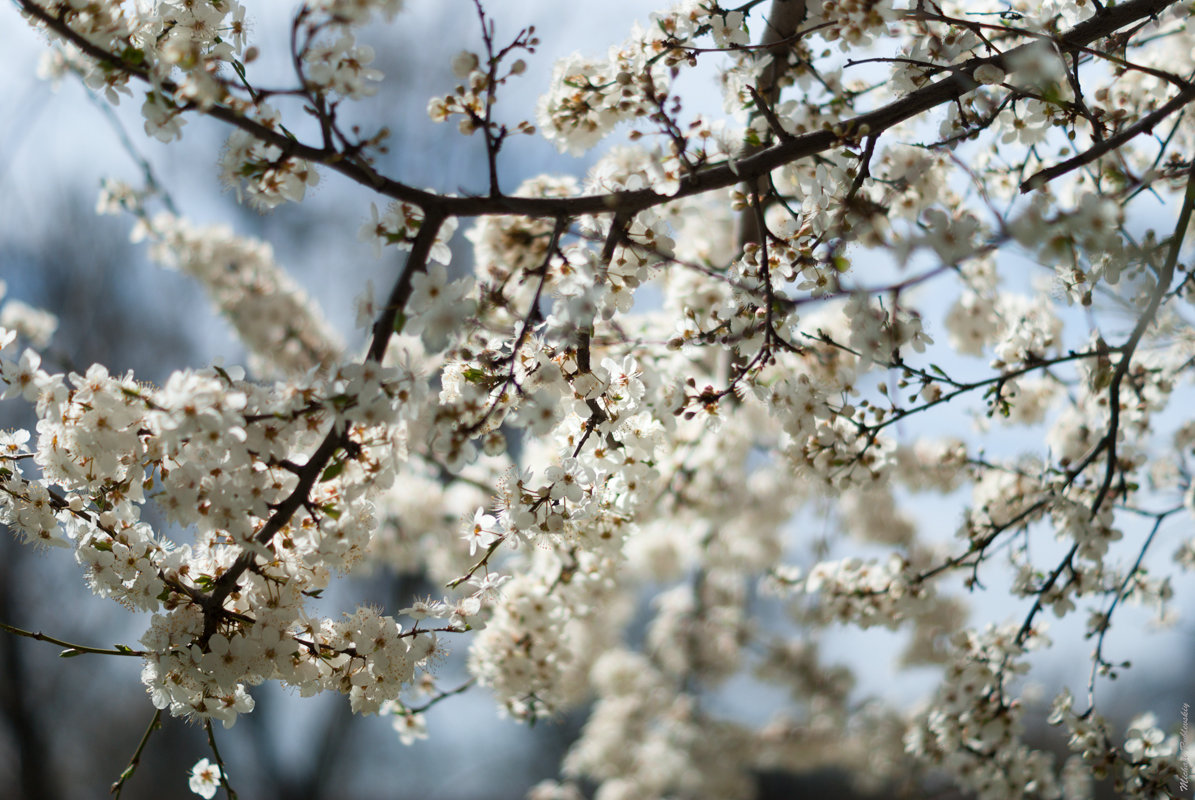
[0, 538, 59, 800]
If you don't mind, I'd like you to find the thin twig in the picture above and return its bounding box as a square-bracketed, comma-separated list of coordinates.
[1022, 84, 1195, 192]
[204, 720, 238, 800]
[0, 621, 146, 658]
[110, 709, 162, 798]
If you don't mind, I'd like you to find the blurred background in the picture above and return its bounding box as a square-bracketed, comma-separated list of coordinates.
[0, 2, 1193, 798]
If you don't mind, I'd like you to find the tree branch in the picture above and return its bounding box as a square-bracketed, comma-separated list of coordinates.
[200, 210, 448, 641]
[1022, 82, 1195, 192]
[15, 0, 1181, 219]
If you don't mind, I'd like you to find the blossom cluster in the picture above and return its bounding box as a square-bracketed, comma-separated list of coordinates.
[99, 180, 343, 376]
[11, 0, 1195, 798]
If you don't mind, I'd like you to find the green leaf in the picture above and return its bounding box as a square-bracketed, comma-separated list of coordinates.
[59, 648, 85, 658]
[320, 461, 344, 482]
[462, 367, 488, 384]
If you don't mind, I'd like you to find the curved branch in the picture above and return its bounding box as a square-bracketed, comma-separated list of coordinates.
[200, 211, 448, 641]
[1022, 82, 1195, 192]
[0, 621, 146, 657]
[14, 0, 1181, 219]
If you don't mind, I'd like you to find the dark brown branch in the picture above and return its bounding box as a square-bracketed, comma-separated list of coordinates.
[1021, 83, 1195, 191]
[201, 211, 448, 641]
[462, 215, 567, 437]
[0, 621, 146, 657]
[1086, 159, 1194, 516]
[16, 0, 1181, 220]
[1086, 507, 1173, 708]
[204, 720, 238, 800]
[368, 210, 449, 362]
[110, 709, 161, 798]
